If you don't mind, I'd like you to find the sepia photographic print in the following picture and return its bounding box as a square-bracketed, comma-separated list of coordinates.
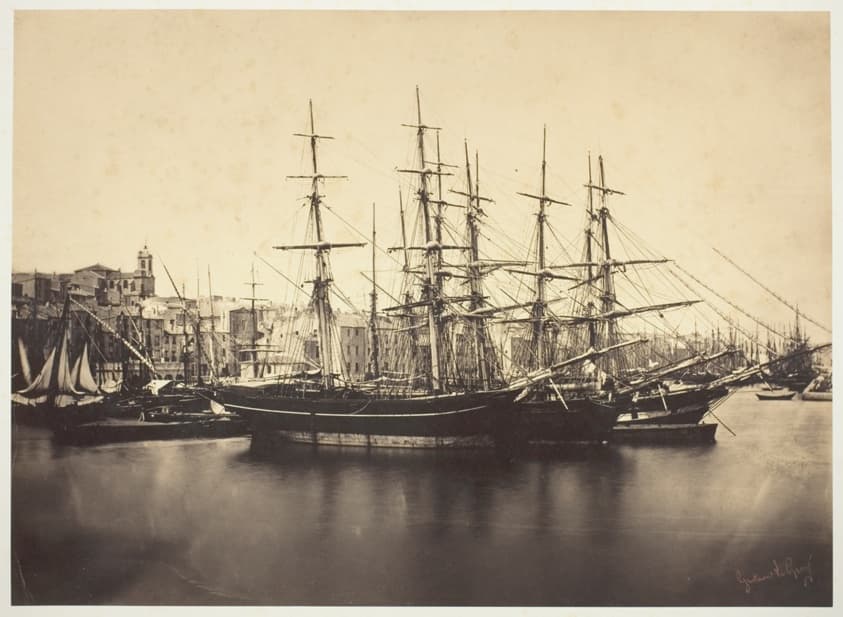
[6, 2, 837, 610]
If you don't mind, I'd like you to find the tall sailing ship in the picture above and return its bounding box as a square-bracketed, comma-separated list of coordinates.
[209, 95, 534, 449]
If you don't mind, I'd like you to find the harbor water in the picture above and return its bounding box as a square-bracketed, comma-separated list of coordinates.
[11, 389, 832, 606]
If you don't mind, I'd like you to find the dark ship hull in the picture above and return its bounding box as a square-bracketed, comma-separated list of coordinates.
[52, 415, 247, 446]
[510, 397, 619, 444]
[13, 389, 212, 428]
[210, 386, 519, 449]
[612, 422, 718, 444]
[615, 402, 710, 426]
[623, 385, 729, 412]
[12, 399, 107, 428]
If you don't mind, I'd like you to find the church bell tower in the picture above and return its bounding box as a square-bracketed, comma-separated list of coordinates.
[136, 245, 155, 297]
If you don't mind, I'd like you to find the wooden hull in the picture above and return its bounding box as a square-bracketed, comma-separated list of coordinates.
[627, 385, 729, 412]
[755, 391, 797, 401]
[212, 387, 519, 449]
[510, 398, 619, 444]
[612, 422, 717, 444]
[52, 416, 248, 446]
[12, 400, 107, 428]
[801, 391, 832, 402]
[13, 391, 214, 429]
[616, 403, 709, 427]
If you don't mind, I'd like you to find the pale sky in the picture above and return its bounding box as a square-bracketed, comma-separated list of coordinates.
[11, 10, 832, 341]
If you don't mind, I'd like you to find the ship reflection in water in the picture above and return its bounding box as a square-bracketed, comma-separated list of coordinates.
[11, 391, 831, 606]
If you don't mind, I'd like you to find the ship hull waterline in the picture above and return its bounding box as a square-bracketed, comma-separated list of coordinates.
[214, 388, 521, 450]
[611, 422, 718, 445]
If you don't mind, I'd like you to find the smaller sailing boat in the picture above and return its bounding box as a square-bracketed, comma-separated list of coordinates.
[12, 296, 105, 425]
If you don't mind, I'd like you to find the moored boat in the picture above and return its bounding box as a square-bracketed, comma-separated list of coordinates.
[615, 402, 710, 426]
[52, 414, 247, 446]
[12, 296, 106, 427]
[755, 389, 797, 401]
[801, 372, 832, 401]
[801, 391, 831, 402]
[218, 386, 519, 449]
[512, 396, 618, 445]
[624, 384, 729, 412]
[611, 422, 717, 444]
[211, 96, 528, 449]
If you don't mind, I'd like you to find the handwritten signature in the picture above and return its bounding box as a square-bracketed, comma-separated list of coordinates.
[736, 555, 813, 594]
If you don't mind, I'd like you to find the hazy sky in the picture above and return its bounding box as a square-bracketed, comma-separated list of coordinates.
[12, 10, 831, 340]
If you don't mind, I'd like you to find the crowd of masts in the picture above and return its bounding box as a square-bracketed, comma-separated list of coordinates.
[31, 89, 828, 396]
[248, 88, 831, 399]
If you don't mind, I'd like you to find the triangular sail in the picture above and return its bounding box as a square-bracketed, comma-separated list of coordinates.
[76, 343, 100, 394]
[69, 352, 83, 391]
[14, 297, 86, 405]
[17, 338, 33, 387]
[54, 328, 81, 396]
[17, 346, 57, 396]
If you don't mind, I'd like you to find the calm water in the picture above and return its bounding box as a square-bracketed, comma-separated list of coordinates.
[11, 390, 832, 606]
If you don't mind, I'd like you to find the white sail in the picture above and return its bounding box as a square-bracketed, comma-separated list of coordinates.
[17, 338, 33, 387]
[54, 329, 81, 396]
[76, 343, 100, 394]
[14, 317, 86, 406]
[17, 346, 57, 396]
[69, 352, 83, 391]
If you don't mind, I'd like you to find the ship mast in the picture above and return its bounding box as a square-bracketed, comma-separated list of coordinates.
[195, 273, 202, 383]
[207, 266, 217, 380]
[368, 203, 380, 381]
[585, 153, 597, 349]
[182, 282, 189, 383]
[242, 264, 267, 378]
[399, 87, 448, 393]
[516, 127, 571, 370]
[463, 143, 491, 389]
[397, 188, 420, 379]
[535, 129, 547, 367]
[598, 156, 615, 355]
[280, 101, 364, 390]
[584, 155, 625, 375]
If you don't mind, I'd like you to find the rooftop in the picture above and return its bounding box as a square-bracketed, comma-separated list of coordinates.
[74, 263, 117, 274]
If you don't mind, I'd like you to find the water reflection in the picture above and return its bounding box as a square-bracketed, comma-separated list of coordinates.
[11, 391, 832, 606]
